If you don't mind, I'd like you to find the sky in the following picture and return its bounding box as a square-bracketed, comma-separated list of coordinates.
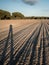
[0, 0, 49, 16]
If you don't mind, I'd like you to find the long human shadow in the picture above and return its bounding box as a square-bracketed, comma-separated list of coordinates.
[0, 25, 14, 65]
[7, 25, 14, 65]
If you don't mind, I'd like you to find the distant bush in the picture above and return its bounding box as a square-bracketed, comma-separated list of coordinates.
[12, 12, 24, 19]
[0, 10, 11, 20]
[0, 9, 49, 20]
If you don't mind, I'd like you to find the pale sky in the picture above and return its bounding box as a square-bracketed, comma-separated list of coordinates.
[0, 0, 49, 16]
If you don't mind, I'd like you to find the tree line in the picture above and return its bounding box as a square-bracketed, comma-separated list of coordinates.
[0, 10, 49, 20]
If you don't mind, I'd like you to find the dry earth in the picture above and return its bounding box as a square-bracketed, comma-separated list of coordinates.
[0, 19, 49, 65]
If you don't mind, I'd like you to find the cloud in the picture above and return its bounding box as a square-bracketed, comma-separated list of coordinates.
[22, 0, 39, 5]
